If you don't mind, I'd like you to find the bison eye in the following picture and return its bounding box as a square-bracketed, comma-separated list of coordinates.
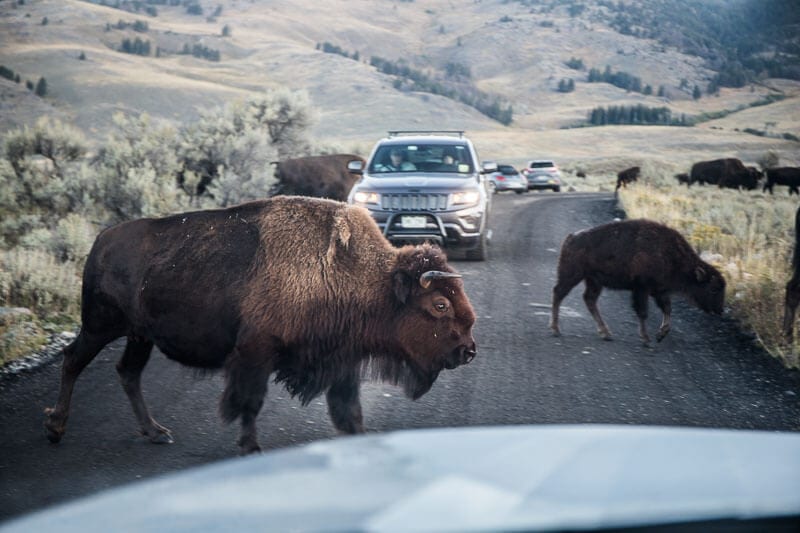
[432, 298, 450, 314]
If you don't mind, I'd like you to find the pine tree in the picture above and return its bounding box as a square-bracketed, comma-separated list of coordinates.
[35, 77, 47, 97]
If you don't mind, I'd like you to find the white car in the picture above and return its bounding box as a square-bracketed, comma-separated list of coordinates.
[523, 159, 562, 192]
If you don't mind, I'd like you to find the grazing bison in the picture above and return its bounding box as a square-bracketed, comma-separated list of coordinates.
[576, 171, 587, 178]
[763, 167, 800, 195]
[783, 206, 800, 342]
[269, 153, 366, 201]
[688, 158, 748, 187]
[718, 165, 762, 191]
[44, 196, 477, 454]
[675, 173, 691, 186]
[615, 166, 640, 193]
[550, 219, 726, 345]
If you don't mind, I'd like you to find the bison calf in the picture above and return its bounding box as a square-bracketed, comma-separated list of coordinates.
[550, 219, 725, 345]
[615, 166, 640, 193]
[45, 196, 477, 454]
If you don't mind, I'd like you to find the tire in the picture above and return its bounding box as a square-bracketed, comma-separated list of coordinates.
[465, 232, 488, 261]
[553, 186, 561, 192]
[515, 189, 524, 195]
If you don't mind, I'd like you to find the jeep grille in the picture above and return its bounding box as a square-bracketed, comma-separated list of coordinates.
[381, 193, 449, 211]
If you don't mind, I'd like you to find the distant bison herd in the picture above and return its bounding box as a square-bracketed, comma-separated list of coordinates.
[660, 157, 800, 194]
[41, 151, 800, 455]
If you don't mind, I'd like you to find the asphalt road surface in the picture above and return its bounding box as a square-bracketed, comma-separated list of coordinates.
[2, 192, 799, 522]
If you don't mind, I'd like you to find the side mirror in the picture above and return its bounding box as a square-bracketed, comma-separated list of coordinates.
[347, 160, 364, 174]
[481, 161, 498, 174]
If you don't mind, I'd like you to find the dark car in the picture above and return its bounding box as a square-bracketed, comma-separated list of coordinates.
[347, 131, 495, 261]
[523, 159, 562, 192]
[487, 164, 527, 194]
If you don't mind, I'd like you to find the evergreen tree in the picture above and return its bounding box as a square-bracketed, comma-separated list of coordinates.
[693, 85, 702, 99]
[35, 77, 47, 97]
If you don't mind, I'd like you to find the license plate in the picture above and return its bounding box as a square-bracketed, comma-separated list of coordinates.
[401, 216, 427, 229]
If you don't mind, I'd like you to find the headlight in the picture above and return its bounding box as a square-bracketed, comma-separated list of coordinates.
[452, 191, 480, 206]
[353, 191, 380, 205]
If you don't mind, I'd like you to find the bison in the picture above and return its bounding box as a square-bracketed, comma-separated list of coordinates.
[763, 167, 800, 195]
[783, 205, 800, 342]
[269, 153, 366, 201]
[675, 173, 691, 186]
[549, 219, 726, 345]
[615, 166, 640, 193]
[718, 166, 762, 190]
[688, 158, 747, 187]
[44, 196, 477, 454]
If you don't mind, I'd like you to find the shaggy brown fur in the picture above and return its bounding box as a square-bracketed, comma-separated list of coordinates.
[270, 153, 366, 201]
[44, 196, 476, 454]
[783, 206, 800, 342]
[550, 219, 726, 345]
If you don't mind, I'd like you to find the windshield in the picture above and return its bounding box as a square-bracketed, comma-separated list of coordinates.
[497, 165, 518, 175]
[529, 161, 555, 168]
[368, 143, 474, 174]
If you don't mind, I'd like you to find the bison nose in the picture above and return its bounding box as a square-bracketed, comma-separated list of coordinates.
[464, 341, 477, 363]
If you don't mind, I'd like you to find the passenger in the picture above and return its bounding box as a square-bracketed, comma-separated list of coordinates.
[385, 148, 416, 171]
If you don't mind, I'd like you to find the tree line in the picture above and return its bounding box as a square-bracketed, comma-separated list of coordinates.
[587, 104, 688, 126]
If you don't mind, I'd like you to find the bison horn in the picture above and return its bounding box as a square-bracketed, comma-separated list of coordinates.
[419, 271, 462, 289]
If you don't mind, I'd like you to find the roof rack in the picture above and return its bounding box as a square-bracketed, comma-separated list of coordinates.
[387, 130, 465, 138]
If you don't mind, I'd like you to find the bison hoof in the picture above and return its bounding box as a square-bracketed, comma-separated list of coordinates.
[239, 443, 262, 455]
[142, 423, 174, 444]
[44, 409, 65, 444]
[656, 331, 669, 343]
[45, 425, 64, 444]
[148, 431, 174, 445]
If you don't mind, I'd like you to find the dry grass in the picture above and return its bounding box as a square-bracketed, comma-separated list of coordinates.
[615, 165, 799, 368]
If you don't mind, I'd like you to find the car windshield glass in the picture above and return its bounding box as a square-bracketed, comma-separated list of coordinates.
[498, 165, 517, 174]
[530, 161, 554, 168]
[369, 144, 474, 175]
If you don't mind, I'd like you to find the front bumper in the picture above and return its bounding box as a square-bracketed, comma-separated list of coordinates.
[495, 180, 527, 191]
[366, 205, 487, 249]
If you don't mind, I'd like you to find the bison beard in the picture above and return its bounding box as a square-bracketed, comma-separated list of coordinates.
[44, 197, 476, 455]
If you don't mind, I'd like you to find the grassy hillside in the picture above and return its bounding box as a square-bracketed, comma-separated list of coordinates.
[0, 0, 796, 162]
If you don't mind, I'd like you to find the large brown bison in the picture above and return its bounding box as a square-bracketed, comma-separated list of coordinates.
[615, 166, 640, 193]
[44, 196, 477, 454]
[270, 153, 366, 201]
[763, 167, 800, 195]
[718, 166, 762, 190]
[550, 219, 726, 345]
[688, 158, 752, 188]
[783, 206, 800, 342]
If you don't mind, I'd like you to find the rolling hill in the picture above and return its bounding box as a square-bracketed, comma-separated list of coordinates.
[1, 0, 798, 169]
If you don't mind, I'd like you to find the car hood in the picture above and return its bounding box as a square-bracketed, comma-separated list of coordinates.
[3, 425, 799, 532]
[357, 174, 478, 192]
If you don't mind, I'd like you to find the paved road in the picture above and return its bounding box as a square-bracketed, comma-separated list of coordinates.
[2, 192, 799, 522]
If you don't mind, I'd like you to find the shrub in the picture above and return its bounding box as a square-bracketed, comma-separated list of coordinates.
[757, 151, 780, 170]
[0, 249, 81, 321]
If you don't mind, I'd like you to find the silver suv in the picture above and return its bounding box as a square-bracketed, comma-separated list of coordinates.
[347, 131, 495, 260]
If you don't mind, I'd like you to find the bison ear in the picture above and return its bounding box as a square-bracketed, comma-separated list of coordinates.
[393, 271, 413, 304]
[695, 266, 708, 282]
